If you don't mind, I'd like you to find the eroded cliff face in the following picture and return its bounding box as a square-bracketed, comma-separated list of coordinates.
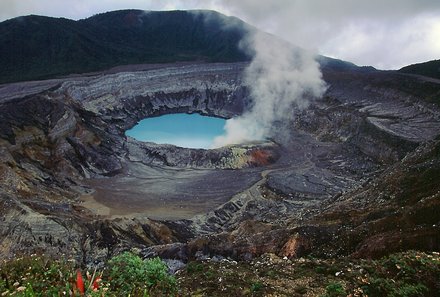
[0, 62, 439, 263]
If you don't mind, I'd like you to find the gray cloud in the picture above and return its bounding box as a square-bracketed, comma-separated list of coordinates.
[213, 0, 440, 69]
[1, 0, 439, 68]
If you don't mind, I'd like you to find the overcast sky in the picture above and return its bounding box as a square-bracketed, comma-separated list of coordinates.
[1, 0, 439, 69]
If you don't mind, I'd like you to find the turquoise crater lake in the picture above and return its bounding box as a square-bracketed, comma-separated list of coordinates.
[126, 113, 226, 149]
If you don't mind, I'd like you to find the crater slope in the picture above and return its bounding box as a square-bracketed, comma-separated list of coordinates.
[0, 60, 439, 264]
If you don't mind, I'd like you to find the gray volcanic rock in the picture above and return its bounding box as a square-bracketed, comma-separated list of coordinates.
[60, 63, 249, 126]
[0, 61, 439, 263]
[125, 138, 279, 169]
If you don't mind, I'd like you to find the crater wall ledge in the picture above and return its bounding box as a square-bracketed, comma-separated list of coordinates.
[58, 63, 251, 132]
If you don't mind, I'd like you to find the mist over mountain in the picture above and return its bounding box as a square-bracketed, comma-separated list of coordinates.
[0, 10, 251, 84]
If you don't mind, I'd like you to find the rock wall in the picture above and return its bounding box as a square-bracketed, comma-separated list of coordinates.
[0, 62, 439, 263]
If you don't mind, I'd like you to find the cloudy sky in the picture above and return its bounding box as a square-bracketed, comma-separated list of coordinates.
[1, 0, 439, 69]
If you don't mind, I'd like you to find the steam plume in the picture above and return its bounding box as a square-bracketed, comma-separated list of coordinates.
[213, 30, 327, 147]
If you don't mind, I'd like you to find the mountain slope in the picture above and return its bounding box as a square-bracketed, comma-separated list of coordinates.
[0, 10, 250, 84]
[399, 59, 440, 79]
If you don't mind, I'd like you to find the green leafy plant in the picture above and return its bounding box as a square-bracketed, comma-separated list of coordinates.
[106, 252, 177, 296]
[250, 281, 263, 292]
[322, 282, 346, 297]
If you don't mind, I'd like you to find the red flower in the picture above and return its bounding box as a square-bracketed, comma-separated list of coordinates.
[92, 276, 101, 290]
[76, 269, 85, 295]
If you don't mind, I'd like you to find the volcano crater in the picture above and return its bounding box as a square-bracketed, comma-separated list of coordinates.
[57, 63, 281, 219]
[1, 60, 439, 262]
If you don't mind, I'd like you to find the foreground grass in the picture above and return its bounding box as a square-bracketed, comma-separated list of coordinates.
[0, 252, 176, 296]
[178, 250, 440, 297]
[0, 250, 438, 296]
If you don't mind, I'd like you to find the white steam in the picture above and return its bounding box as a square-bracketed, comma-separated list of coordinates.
[212, 30, 327, 147]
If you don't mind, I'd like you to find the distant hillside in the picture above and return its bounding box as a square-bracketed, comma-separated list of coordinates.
[399, 59, 440, 79]
[0, 10, 251, 84]
[317, 55, 376, 72]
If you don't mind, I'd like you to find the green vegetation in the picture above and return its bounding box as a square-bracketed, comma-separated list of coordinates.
[0, 255, 75, 296]
[106, 252, 177, 296]
[0, 10, 250, 84]
[361, 251, 438, 297]
[250, 281, 264, 293]
[399, 59, 440, 80]
[179, 250, 440, 296]
[0, 252, 176, 296]
[322, 282, 346, 297]
[1, 250, 438, 296]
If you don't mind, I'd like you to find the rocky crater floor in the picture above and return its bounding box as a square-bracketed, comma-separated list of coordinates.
[0, 61, 439, 265]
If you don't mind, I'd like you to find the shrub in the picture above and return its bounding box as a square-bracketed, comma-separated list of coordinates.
[322, 282, 346, 297]
[250, 281, 263, 292]
[106, 252, 177, 296]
